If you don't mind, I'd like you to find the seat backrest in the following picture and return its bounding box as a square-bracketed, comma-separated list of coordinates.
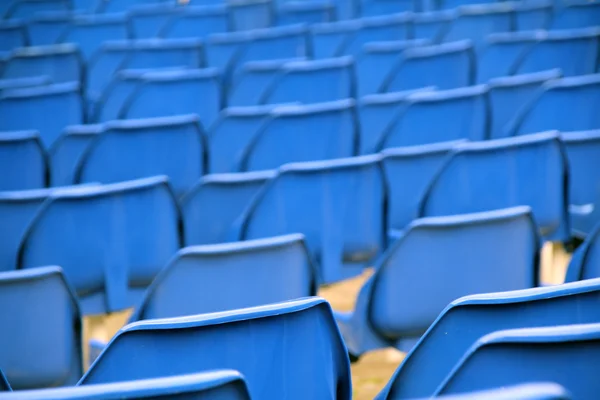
[0, 266, 81, 390]
[0, 76, 51, 93]
[93, 68, 147, 123]
[379, 85, 488, 149]
[551, 2, 600, 30]
[276, 2, 334, 26]
[4, 0, 70, 20]
[0, 21, 27, 55]
[566, 221, 600, 282]
[242, 100, 357, 172]
[76, 115, 206, 198]
[19, 177, 181, 315]
[310, 20, 362, 59]
[412, 10, 457, 41]
[160, 5, 230, 39]
[2, 44, 81, 84]
[130, 234, 315, 322]
[443, 4, 515, 47]
[180, 170, 274, 246]
[421, 132, 569, 242]
[0, 82, 83, 148]
[80, 298, 352, 400]
[0, 130, 47, 191]
[379, 278, 600, 399]
[227, 0, 273, 31]
[381, 40, 474, 92]
[28, 11, 73, 46]
[338, 13, 412, 57]
[417, 383, 571, 400]
[514, 1, 552, 31]
[129, 3, 180, 39]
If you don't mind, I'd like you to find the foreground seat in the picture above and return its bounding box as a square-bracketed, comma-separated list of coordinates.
[0, 130, 47, 191]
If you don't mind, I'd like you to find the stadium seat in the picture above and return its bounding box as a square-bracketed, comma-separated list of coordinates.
[228, 0, 273, 31]
[514, 1, 552, 31]
[561, 130, 600, 238]
[377, 85, 488, 149]
[120, 69, 221, 128]
[240, 100, 357, 172]
[28, 11, 74, 46]
[0, 131, 47, 191]
[442, 3, 515, 47]
[0, 76, 51, 93]
[412, 10, 457, 42]
[129, 234, 316, 321]
[259, 57, 354, 104]
[380, 40, 474, 92]
[1, 44, 81, 84]
[3, 0, 70, 20]
[0, 82, 84, 148]
[509, 74, 600, 136]
[181, 170, 274, 245]
[551, 1, 600, 30]
[566, 222, 600, 282]
[240, 155, 384, 284]
[0, 21, 27, 57]
[76, 115, 206, 198]
[18, 176, 181, 314]
[488, 69, 562, 139]
[96, 0, 163, 14]
[91, 68, 147, 123]
[420, 131, 570, 242]
[276, 2, 334, 26]
[407, 384, 571, 400]
[310, 20, 361, 59]
[434, 324, 600, 398]
[128, 3, 180, 39]
[336, 206, 538, 357]
[80, 298, 352, 400]
[376, 278, 600, 399]
[381, 140, 465, 235]
[160, 5, 230, 39]
[0, 267, 82, 389]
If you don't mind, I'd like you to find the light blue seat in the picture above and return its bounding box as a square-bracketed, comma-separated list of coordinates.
[240, 155, 385, 284]
[561, 130, 600, 238]
[160, 5, 230, 39]
[516, 28, 600, 77]
[0, 267, 82, 390]
[276, 2, 334, 26]
[514, 1, 552, 31]
[376, 279, 600, 399]
[128, 4, 180, 39]
[120, 69, 221, 128]
[310, 20, 361, 59]
[1, 44, 81, 84]
[27, 11, 74, 46]
[4, 0, 70, 20]
[442, 4, 515, 47]
[96, 0, 162, 14]
[76, 115, 206, 198]
[80, 298, 352, 400]
[377, 85, 488, 149]
[259, 57, 354, 105]
[0, 131, 47, 191]
[129, 234, 315, 322]
[180, 171, 274, 246]
[488, 69, 562, 139]
[240, 100, 357, 172]
[551, 1, 600, 30]
[0, 82, 83, 148]
[566, 222, 600, 281]
[0, 21, 27, 56]
[435, 324, 600, 399]
[381, 140, 465, 236]
[421, 132, 570, 242]
[380, 40, 474, 93]
[18, 176, 181, 314]
[0, 76, 51, 93]
[412, 10, 457, 42]
[0, 372, 251, 399]
[509, 74, 600, 136]
[228, 0, 273, 31]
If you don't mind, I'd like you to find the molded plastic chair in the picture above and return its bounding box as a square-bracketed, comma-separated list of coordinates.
[0, 21, 27, 56]
[412, 10, 457, 42]
[551, 2, 600, 30]
[310, 20, 362, 59]
[160, 5, 230, 39]
[0, 267, 82, 390]
[359, 0, 415, 17]
[276, 2, 334, 26]
[1, 44, 81, 84]
[128, 3, 180, 39]
[442, 4, 515, 47]
[27, 11, 74, 46]
[228, 0, 273, 31]
[80, 298, 352, 400]
[420, 131, 570, 242]
[0, 76, 51, 92]
[337, 206, 539, 358]
[0, 131, 47, 191]
[412, 383, 571, 400]
[180, 170, 274, 246]
[91, 69, 146, 123]
[514, 1, 552, 31]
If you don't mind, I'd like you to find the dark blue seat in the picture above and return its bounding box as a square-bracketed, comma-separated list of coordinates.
[310, 20, 362, 59]
[0, 21, 27, 57]
[276, 2, 334, 26]
[566, 222, 600, 282]
[514, 1, 552, 31]
[27, 11, 74, 46]
[442, 4, 515, 47]
[412, 10, 457, 42]
[421, 132, 570, 242]
[3, 0, 70, 20]
[0, 76, 51, 93]
[160, 5, 230, 39]
[180, 170, 274, 246]
[0, 267, 82, 390]
[79, 298, 352, 400]
[1, 44, 81, 84]
[0, 130, 47, 191]
[337, 207, 538, 358]
[551, 1, 600, 30]
[128, 4, 180, 39]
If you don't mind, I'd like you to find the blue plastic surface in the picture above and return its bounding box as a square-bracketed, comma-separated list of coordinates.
[0, 369, 9, 391]
[128, 4, 180, 39]
[0, 130, 47, 191]
[96, 0, 163, 14]
[551, 2, 600, 30]
[1, 44, 81, 84]
[417, 383, 571, 400]
[566, 222, 600, 282]
[310, 20, 361, 59]
[4, 0, 70, 20]
[442, 3, 515, 47]
[28, 11, 75, 46]
[276, 2, 334, 26]
[514, 2, 552, 31]
[0, 76, 51, 92]
[159, 5, 229, 39]
[228, 0, 273, 31]
[0, 21, 26, 56]
[412, 10, 457, 42]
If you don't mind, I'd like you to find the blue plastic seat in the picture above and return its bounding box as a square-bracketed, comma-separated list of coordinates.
[407, 384, 570, 400]
[0, 76, 51, 93]
[376, 278, 600, 399]
[0, 21, 27, 56]
[381, 140, 465, 235]
[228, 0, 273, 31]
[514, 1, 552, 31]
[488, 69, 562, 139]
[566, 222, 600, 281]
[276, 2, 334, 26]
[337, 206, 538, 358]
[240, 155, 384, 284]
[76, 115, 206, 198]
[412, 10, 457, 42]
[3, 0, 70, 20]
[80, 298, 352, 400]
[0, 267, 82, 390]
[380, 40, 474, 93]
[18, 176, 181, 314]
[180, 171, 274, 246]
[0, 82, 83, 148]
[1, 372, 251, 399]
[551, 1, 600, 30]
[28, 11, 75, 46]
[0, 131, 47, 191]
[129, 234, 315, 322]
[96, 0, 162, 14]
[1, 44, 81, 84]
[240, 100, 357, 172]
[160, 5, 230, 39]
[377, 85, 488, 149]
[421, 132, 570, 242]
[91, 69, 147, 123]
[442, 4, 515, 47]
[128, 4, 179, 39]
[310, 20, 362, 59]
[359, 0, 416, 17]
[509, 74, 600, 136]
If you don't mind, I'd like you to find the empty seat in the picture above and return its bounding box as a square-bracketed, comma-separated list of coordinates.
[0, 82, 83, 148]
[310, 20, 362, 59]
[442, 4, 515, 47]
[1, 44, 81, 84]
[0, 131, 46, 191]
[380, 40, 474, 93]
[276, 2, 334, 26]
[18, 176, 181, 314]
[0, 21, 27, 57]
[376, 278, 600, 399]
[240, 155, 385, 284]
[514, 1, 552, 31]
[160, 5, 230, 39]
[49, 125, 102, 187]
[412, 10, 457, 42]
[377, 85, 488, 149]
[0, 76, 51, 93]
[80, 298, 352, 400]
[92, 68, 148, 123]
[551, 1, 600, 30]
[129, 3, 180, 39]
[228, 0, 273, 31]
[180, 171, 274, 246]
[0, 267, 82, 390]
[488, 69, 562, 139]
[4, 0, 70, 20]
[566, 222, 600, 281]
[76, 115, 206, 198]
[240, 100, 357, 172]
[27, 11, 73, 46]
[421, 132, 570, 242]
